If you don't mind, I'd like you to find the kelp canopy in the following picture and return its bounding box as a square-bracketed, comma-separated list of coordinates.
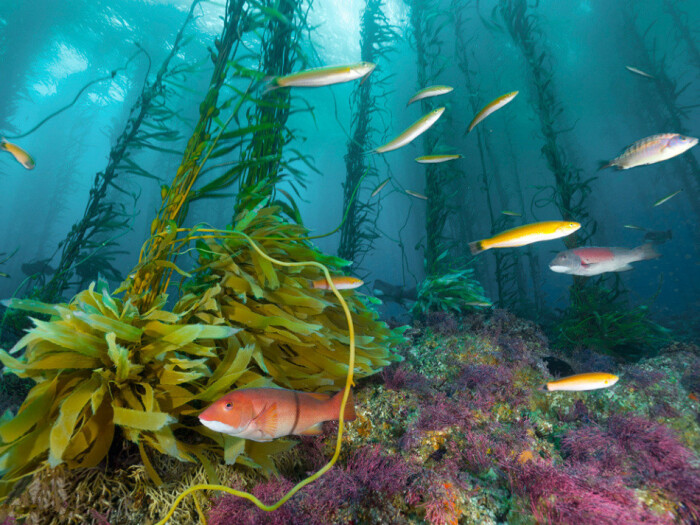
[0, 0, 403, 503]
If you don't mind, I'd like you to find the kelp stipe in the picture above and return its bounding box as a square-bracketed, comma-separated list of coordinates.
[154, 229, 357, 524]
[337, 0, 396, 267]
[620, 2, 700, 218]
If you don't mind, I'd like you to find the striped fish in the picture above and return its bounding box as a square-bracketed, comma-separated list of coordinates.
[375, 107, 445, 153]
[407, 85, 453, 106]
[267, 62, 375, 90]
[415, 154, 462, 164]
[467, 91, 518, 133]
[599, 133, 698, 170]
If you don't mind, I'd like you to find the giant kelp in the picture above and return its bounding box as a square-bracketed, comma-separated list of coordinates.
[0, 0, 403, 512]
[498, 0, 595, 250]
[337, 0, 396, 267]
[621, 3, 700, 218]
[35, 1, 201, 304]
[406, 0, 456, 277]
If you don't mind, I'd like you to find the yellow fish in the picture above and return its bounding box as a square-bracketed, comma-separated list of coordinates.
[311, 276, 364, 290]
[1, 138, 35, 170]
[467, 91, 518, 133]
[375, 107, 445, 153]
[415, 154, 462, 164]
[539, 372, 619, 392]
[469, 220, 580, 255]
[406, 85, 453, 106]
[267, 62, 375, 90]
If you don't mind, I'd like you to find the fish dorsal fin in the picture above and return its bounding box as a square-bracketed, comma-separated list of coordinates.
[253, 403, 278, 437]
[306, 392, 331, 402]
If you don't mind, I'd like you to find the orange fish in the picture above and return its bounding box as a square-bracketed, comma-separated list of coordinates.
[199, 387, 356, 442]
[311, 276, 364, 290]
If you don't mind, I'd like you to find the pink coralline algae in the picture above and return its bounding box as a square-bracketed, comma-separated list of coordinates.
[509, 460, 671, 525]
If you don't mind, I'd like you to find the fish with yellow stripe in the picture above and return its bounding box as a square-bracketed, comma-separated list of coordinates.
[539, 372, 619, 392]
[1, 138, 35, 170]
[311, 275, 364, 290]
[599, 133, 698, 170]
[469, 221, 580, 255]
[265, 62, 375, 91]
[467, 91, 518, 134]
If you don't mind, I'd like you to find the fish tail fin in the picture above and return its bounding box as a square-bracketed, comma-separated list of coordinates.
[537, 383, 548, 392]
[261, 76, 280, 95]
[329, 389, 356, 422]
[597, 160, 614, 171]
[636, 242, 661, 261]
[469, 240, 485, 255]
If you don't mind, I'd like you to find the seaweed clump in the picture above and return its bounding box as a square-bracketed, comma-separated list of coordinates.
[410, 268, 491, 321]
[555, 283, 671, 360]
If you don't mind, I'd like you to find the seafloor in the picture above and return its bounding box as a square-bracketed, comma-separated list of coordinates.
[1, 309, 699, 524]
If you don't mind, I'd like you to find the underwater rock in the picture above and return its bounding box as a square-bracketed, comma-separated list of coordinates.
[542, 355, 575, 377]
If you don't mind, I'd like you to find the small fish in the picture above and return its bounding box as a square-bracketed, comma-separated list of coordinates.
[1, 138, 35, 170]
[653, 189, 682, 207]
[539, 372, 619, 392]
[199, 387, 356, 442]
[599, 133, 698, 170]
[548, 243, 660, 276]
[643, 229, 672, 245]
[405, 189, 427, 200]
[466, 91, 518, 133]
[469, 221, 580, 255]
[375, 107, 445, 153]
[501, 210, 522, 217]
[623, 224, 646, 231]
[371, 178, 390, 197]
[406, 85, 453, 106]
[415, 154, 462, 164]
[0, 272, 9, 278]
[626, 65, 654, 79]
[463, 301, 492, 307]
[266, 62, 375, 90]
[311, 276, 364, 290]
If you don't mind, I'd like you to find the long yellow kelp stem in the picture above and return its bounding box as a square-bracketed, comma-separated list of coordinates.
[155, 230, 356, 524]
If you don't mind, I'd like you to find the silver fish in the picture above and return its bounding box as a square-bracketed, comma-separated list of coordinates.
[599, 133, 698, 170]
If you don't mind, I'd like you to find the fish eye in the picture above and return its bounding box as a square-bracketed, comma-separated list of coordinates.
[224, 402, 233, 410]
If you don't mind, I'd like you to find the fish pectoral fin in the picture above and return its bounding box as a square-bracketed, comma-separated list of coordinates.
[615, 264, 634, 272]
[299, 422, 324, 436]
[253, 403, 279, 437]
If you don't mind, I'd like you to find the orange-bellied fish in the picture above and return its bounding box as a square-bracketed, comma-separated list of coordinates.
[469, 221, 580, 255]
[266, 62, 375, 90]
[466, 91, 518, 133]
[375, 107, 445, 153]
[599, 133, 698, 170]
[626, 65, 654, 79]
[199, 387, 356, 442]
[539, 372, 619, 392]
[311, 276, 364, 290]
[415, 154, 462, 164]
[1, 138, 35, 170]
[407, 85, 453, 106]
[548, 243, 660, 276]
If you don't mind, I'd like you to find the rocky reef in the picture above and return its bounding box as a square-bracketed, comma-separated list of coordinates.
[1, 309, 698, 524]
